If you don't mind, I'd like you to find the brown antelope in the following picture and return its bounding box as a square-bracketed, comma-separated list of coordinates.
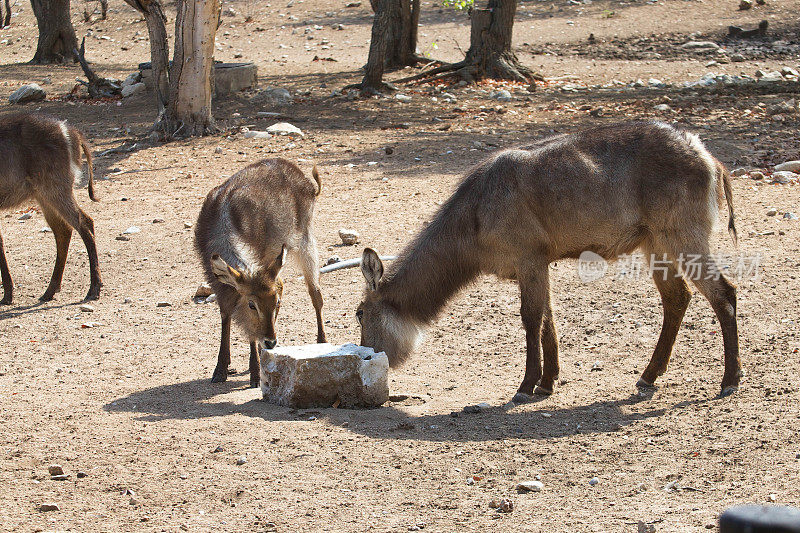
[195, 158, 326, 387]
[0, 113, 101, 304]
[357, 121, 742, 400]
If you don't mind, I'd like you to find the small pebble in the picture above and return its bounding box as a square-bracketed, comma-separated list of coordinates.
[79, 304, 95, 313]
[122, 226, 140, 235]
[48, 465, 64, 476]
[750, 171, 764, 180]
[338, 229, 360, 245]
[589, 477, 600, 486]
[156, 301, 171, 307]
[39, 503, 60, 512]
[236, 456, 247, 465]
[184, 221, 193, 229]
[77, 471, 88, 478]
[766, 208, 778, 216]
[152, 218, 165, 224]
[516, 480, 544, 492]
[194, 283, 213, 299]
[18, 212, 32, 220]
[731, 168, 748, 177]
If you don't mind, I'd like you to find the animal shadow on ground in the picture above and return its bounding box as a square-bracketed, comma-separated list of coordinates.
[105, 377, 708, 443]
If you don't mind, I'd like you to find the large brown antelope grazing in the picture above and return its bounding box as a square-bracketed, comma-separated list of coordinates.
[195, 158, 326, 387]
[0, 113, 101, 304]
[357, 121, 742, 400]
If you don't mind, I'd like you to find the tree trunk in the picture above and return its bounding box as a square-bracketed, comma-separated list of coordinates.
[360, 0, 420, 92]
[462, 0, 533, 82]
[122, 0, 170, 118]
[2, 0, 10, 28]
[161, 0, 220, 136]
[30, 0, 79, 63]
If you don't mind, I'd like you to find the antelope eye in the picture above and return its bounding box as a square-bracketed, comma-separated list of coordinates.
[356, 309, 364, 324]
[248, 301, 257, 310]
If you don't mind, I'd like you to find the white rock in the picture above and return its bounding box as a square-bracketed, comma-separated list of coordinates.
[9, 83, 46, 104]
[260, 343, 389, 408]
[122, 72, 142, 88]
[758, 71, 784, 83]
[517, 480, 544, 492]
[253, 87, 293, 105]
[766, 208, 778, 216]
[784, 212, 798, 220]
[18, 212, 32, 220]
[681, 41, 719, 51]
[242, 129, 272, 139]
[647, 78, 664, 87]
[338, 228, 359, 245]
[395, 94, 412, 102]
[781, 67, 799, 78]
[204, 294, 217, 304]
[121, 82, 146, 98]
[589, 477, 600, 486]
[122, 226, 140, 234]
[79, 304, 95, 313]
[653, 104, 672, 112]
[236, 456, 247, 465]
[775, 161, 800, 173]
[266, 122, 304, 137]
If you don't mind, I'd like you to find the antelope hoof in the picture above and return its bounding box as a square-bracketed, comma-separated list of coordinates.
[84, 287, 101, 301]
[512, 392, 535, 404]
[720, 386, 739, 398]
[39, 292, 55, 302]
[211, 370, 228, 383]
[249, 378, 260, 389]
[0, 295, 11, 305]
[636, 378, 657, 390]
[533, 385, 553, 396]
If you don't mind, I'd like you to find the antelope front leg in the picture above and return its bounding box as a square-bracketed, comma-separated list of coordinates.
[212, 312, 232, 383]
[513, 266, 549, 403]
[249, 342, 260, 388]
[0, 229, 12, 305]
[299, 237, 326, 343]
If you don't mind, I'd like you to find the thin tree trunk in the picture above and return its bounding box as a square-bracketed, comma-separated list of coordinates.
[122, 0, 170, 119]
[462, 0, 533, 82]
[162, 0, 221, 136]
[360, 0, 421, 92]
[30, 0, 79, 63]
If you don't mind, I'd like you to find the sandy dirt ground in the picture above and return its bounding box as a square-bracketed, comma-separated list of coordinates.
[1, 0, 799, 531]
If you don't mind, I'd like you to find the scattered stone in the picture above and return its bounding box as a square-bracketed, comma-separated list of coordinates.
[783, 212, 798, 220]
[440, 92, 457, 103]
[488, 498, 513, 512]
[242, 128, 272, 139]
[338, 228, 359, 245]
[77, 471, 88, 478]
[738, 0, 752, 9]
[252, 87, 293, 105]
[152, 218, 165, 224]
[517, 480, 544, 492]
[9, 83, 46, 104]
[195, 283, 213, 299]
[681, 41, 720, 51]
[781, 67, 799, 78]
[653, 104, 672, 112]
[589, 476, 600, 486]
[750, 171, 764, 180]
[205, 294, 217, 304]
[758, 71, 784, 83]
[260, 343, 389, 408]
[647, 78, 665, 87]
[236, 456, 247, 465]
[51, 474, 71, 481]
[731, 168, 748, 177]
[730, 53, 746, 62]
[766, 208, 778, 216]
[395, 94, 412, 103]
[591, 361, 603, 371]
[589, 107, 604, 117]
[156, 301, 171, 307]
[39, 503, 60, 512]
[79, 304, 95, 313]
[18, 212, 32, 220]
[122, 226, 140, 235]
[325, 256, 341, 266]
[184, 221, 193, 229]
[345, 1, 361, 6]
[463, 402, 490, 413]
[768, 99, 797, 115]
[121, 82, 146, 98]
[772, 171, 799, 184]
[491, 89, 512, 101]
[266, 122, 304, 137]
[637, 522, 656, 533]
[775, 161, 800, 173]
[768, 493, 777, 502]
[48, 465, 64, 476]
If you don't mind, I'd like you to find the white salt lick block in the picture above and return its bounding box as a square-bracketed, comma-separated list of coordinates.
[260, 343, 389, 408]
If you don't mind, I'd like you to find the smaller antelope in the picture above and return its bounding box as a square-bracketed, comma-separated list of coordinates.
[357, 121, 742, 400]
[195, 158, 326, 387]
[0, 113, 101, 304]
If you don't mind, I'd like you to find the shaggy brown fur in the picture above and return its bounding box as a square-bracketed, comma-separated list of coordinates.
[359, 121, 741, 399]
[0, 113, 101, 304]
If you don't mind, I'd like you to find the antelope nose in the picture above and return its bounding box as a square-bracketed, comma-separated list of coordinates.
[264, 338, 277, 350]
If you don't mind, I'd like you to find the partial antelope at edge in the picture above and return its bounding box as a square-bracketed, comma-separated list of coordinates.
[195, 158, 326, 388]
[0, 113, 101, 304]
[356, 121, 741, 401]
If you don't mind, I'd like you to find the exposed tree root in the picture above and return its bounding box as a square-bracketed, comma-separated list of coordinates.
[74, 37, 121, 98]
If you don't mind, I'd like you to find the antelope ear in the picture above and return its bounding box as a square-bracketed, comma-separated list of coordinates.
[211, 254, 243, 288]
[361, 248, 383, 292]
[265, 245, 287, 279]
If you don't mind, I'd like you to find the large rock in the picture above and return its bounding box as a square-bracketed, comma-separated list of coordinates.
[9, 83, 46, 104]
[139, 62, 257, 96]
[266, 122, 304, 137]
[775, 161, 800, 173]
[260, 343, 389, 408]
